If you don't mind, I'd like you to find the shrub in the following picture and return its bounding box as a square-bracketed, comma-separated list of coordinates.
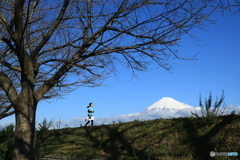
[0, 123, 14, 160]
[191, 91, 226, 125]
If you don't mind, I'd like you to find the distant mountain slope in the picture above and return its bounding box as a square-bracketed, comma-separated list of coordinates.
[64, 97, 240, 127]
[92, 97, 199, 125]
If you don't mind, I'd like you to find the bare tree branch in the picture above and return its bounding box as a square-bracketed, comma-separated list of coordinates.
[0, 72, 18, 107]
[31, 0, 70, 58]
[0, 105, 15, 119]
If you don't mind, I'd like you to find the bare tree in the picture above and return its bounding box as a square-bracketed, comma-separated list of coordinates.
[0, 0, 230, 159]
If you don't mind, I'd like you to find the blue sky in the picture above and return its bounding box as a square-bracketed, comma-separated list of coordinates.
[1, 13, 240, 126]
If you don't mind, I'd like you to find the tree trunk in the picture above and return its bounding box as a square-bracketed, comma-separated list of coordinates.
[13, 91, 37, 160]
[13, 54, 38, 160]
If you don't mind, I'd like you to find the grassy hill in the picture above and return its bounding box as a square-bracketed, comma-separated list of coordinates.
[36, 115, 240, 160]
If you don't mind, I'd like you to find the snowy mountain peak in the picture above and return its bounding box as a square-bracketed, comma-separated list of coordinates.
[142, 97, 193, 112]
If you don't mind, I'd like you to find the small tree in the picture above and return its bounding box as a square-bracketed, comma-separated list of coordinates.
[192, 90, 226, 119]
[35, 118, 54, 160]
[37, 118, 54, 131]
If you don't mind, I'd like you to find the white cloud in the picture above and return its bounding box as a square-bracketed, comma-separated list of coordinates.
[223, 105, 240, 114]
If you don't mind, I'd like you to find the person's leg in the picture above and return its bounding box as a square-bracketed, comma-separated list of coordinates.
[91, 120, 93, 126]
[85, 121, 90, 126]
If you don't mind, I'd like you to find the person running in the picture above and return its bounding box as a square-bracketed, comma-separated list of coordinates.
[84, 102, 95, 126]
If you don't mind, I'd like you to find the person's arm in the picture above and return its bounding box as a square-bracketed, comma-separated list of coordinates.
[88, 108, 94, 113]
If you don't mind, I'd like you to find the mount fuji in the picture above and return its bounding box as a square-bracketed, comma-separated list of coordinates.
[136, 97, 198, 120]
[142, 97, 193, 113]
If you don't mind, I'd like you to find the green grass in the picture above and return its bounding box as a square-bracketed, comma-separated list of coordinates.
[31, 115, 240, 159]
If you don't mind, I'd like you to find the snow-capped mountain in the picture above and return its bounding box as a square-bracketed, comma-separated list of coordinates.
[137, 97, 198, 120]
[142, 97, 193, 113]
